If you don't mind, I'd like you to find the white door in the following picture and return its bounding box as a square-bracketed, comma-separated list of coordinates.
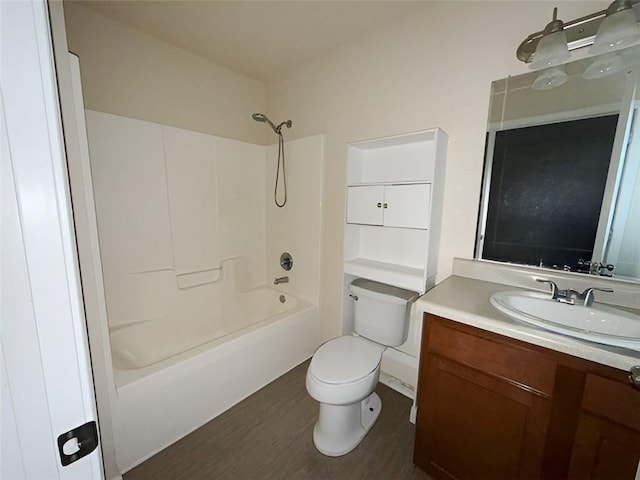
[1, 1, 104, 478]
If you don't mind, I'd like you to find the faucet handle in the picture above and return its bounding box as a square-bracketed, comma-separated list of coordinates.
[581, 287, 614, 307]
[536, 279, 559, 299]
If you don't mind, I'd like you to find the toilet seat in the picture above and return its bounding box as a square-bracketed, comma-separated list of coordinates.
[309, 336, 385, 385]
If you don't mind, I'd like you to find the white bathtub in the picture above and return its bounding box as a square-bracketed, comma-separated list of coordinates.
[110, 287, 320, 472]
[110, 287, 301, 371]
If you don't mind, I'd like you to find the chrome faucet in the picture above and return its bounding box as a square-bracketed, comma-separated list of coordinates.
[274, 276, 289, 285]
[574, 287, 614, 307]
[536, 279, 560, 300]
[535, 279, 613, 306]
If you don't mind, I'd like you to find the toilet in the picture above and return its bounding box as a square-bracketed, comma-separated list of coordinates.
[306, 278, 418, 457]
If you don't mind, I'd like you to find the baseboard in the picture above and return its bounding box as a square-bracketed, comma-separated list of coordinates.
[380, 347, 418, 397]
[379, 371, 415, 399]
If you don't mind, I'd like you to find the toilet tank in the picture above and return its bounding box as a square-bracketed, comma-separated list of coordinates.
[350, 278, 418, 347]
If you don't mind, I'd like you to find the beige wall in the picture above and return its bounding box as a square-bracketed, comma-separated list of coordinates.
[264, 1, 609, 341]
[64, 3, 267, 144]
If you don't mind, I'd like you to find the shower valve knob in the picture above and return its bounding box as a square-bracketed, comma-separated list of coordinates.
[280, 252, 293, 271]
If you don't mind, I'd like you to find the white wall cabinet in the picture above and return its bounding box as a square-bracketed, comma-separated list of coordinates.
[342, 128, 447, 404]
[347, 183, 431, 229]
[343, 129, 447, 294]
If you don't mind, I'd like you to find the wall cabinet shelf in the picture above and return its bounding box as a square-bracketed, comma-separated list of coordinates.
[343, 257, 426, 293]
[414, 314, 640, 480]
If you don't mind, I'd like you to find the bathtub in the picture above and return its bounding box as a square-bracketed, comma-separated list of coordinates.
[110, 287, 302, 371]
[110, 286, 320, 472]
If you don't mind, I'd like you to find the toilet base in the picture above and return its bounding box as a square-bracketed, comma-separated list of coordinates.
[312, 392, 382, 457]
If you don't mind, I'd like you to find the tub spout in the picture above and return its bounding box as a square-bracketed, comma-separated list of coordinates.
[274, 276, 289, 285]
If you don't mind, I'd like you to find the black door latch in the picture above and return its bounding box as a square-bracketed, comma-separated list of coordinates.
[57, 421, 99, 466]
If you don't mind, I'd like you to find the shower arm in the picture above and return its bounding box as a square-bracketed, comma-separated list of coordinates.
[275, 121, 292, 135]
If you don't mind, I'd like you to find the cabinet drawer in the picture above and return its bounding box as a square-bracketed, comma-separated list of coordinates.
[427, 317, 557, 396]
[582, 373, 640, 431]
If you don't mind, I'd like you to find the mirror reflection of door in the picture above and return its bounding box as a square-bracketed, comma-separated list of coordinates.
[603, 98, 640, 279]
[483, 115, 618, 271]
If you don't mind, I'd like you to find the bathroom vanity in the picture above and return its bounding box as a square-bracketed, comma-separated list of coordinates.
[413, 261, 640, 480]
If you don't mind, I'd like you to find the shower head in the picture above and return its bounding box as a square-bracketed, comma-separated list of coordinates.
[252, 112, 278, 133]
[251, 113, 292, 135]
[251, 112, 269, 123]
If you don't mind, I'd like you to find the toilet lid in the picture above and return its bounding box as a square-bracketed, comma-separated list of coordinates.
[309, 336, 385, 385]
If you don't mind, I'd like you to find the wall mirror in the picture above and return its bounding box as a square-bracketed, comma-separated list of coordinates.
[475, 45, 640, 282]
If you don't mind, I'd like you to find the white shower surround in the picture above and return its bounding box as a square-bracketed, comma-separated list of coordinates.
[83, 110, 324, 473]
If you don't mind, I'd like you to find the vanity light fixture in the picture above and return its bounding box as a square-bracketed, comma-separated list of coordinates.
[581, 0, 639, 79]
[582, 52, 626, 79]
[590, 0, 640, 55]
[529, 8, 570, 70]
[517, 1, 640, 65]
[532, 65, 569, 90]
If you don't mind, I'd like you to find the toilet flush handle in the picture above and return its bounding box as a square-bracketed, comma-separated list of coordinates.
[349, 293, 358, 301]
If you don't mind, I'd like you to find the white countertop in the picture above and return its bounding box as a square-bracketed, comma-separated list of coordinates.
[416, 275, 640, 372]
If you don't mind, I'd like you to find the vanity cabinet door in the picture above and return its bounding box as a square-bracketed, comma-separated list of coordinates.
[568, 414, 640, 480]
[415, 353, 551, 479]
[568, 374, 640, 480]
[414, 316, 554, 479]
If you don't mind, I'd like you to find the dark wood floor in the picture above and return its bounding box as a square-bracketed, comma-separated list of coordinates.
[123, 360, 430, 480]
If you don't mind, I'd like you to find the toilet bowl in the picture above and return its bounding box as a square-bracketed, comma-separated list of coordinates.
[306, 335, 386, 456]
[305, 278, 417, 457]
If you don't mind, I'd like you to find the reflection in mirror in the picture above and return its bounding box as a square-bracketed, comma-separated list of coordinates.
[476, 45, 640, 282]
[603, 82, 640, 279]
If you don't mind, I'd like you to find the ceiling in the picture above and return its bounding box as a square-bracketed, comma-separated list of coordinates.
[76, 1, 430, 82]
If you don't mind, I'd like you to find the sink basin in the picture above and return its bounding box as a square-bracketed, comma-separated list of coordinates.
[490, 291, 640, 351]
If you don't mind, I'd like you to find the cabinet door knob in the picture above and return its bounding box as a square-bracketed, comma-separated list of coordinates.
[383, 203, 388, 209]
[377, 202, 382, 208]
[630, 366, 640, 387]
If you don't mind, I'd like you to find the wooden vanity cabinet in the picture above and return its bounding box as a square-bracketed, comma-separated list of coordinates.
[569, 373, 640, 479]
[414, 314, 640, 480]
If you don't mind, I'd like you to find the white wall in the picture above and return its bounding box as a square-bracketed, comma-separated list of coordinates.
[265, 1, 610, 341]
[64, 2, 267, 144]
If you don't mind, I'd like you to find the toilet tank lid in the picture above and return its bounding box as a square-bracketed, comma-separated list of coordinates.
[350, 278, 419, 305]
